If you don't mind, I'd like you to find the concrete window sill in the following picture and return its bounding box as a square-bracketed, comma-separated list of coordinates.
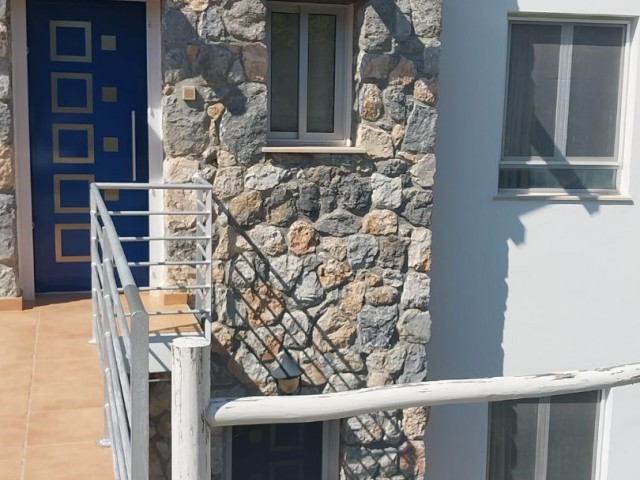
[262, 146, 367, 155]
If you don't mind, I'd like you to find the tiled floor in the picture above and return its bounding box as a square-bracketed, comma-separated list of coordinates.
[0, 293, 201, 480]
[0, 295, 113, 480]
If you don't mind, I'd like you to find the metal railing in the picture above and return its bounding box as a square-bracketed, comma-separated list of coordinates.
[90, 180, 213, 480]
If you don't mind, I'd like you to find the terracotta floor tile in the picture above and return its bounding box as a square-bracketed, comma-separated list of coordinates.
[23, 442, 113, 480]
[0, 361, 34, 387]
[30, 382, 104, 412]
[0, 310, 39, 323]
[0, 384, 30, 416]
[27, 408, 104, 446]
[0, 415, 27, 448]
[32, 357, 102, 386]
[36, 319, 94, 341]
[0, 342, 35, 364]
[34, 337, 98, 361]
[0, 447, 22, 480]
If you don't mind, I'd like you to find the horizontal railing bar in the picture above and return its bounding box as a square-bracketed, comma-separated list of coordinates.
[127, 261, 209, 267]
[100, 262, 132, 356]
[207, 362, 640, 427]
[107, 211, 210, 216]
[118, 236, 210, 242]
[95, 182, 212, 190]
[117, 284, 212, 292]
[126, 309, 209, 317]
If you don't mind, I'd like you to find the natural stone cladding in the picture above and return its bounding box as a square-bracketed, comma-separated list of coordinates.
[0, 0, 18, 299]
[159, 0, 440, 478]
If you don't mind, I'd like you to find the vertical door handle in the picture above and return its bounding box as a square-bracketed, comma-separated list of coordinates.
[131, 110, 137, 182]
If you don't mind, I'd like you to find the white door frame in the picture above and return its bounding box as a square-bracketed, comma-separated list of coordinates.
[11, 0, 164, 299]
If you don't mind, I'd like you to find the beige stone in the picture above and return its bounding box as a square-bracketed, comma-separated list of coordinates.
[408, 227, 432, 272]
[242, 282, 285, 329]
[286, 221, 317, 255]
[389, 58, 417, 86]
[356, 125, 394, 160]
[313, 307, 357, 352]
[403, 407, 429, 440]
[228, 190, 262, 226]
[414, 78, 438, 106]
[358, 271, 383, 287]
[214, 226, 237, 261]
[300, 351, 329, 387]
[242, 43, 268, 83]
[366, 286, 399, 306]
[360, 83, 383, 122]
[163, 156, 199, 183]
[340, 281, 367, 316]
[362, 209, 398, 236]
[399, 440, 426, 477]
[0, 145, 13, 190]
[321, 237, 348, 261]
[211, 322, 233, 356]
[392, 124, 405, 148]
[367, 371, 392, 387]
[317, 259, 353, 291]
[186, 0, 208, 12]
[207, 103, 226, 121]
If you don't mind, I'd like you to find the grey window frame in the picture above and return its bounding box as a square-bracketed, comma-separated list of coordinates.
[499, 18, 630, 195]
[267, 2, 352, 146]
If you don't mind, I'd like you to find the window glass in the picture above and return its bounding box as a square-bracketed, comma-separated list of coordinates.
[504, 24, 561, 158]
[270, 12, 300, 132]
[488, 399, 539, 480]
[307, 14, 336, 133]
[547, 391, 599, 480]
[499, 167, 616, 190]
[566, 26, 624, 158]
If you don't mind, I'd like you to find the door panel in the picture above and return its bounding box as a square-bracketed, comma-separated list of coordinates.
[27, 0, 149, 292]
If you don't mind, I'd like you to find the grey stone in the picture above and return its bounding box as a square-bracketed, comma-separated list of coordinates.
[220, 83, 268, 165]
[0, 263, 16, 296]
[410, 154, 436, 188]
[265, 184, 297, 227]
[245, 164, 287, 191]
[411, 0, 442, 39]
[371, 173, 402, 210]
[373, 268, 405, 288]
[297, 182, 320, 219]
[0, 102, 11, 144]
[366, 345, 406, 374]
[376, 159, 408, 177]
[227, 59, 245, 85]
[315, 210, 362, 237]
[344, 413, 403, 445]
[324, 349, 365, 374]
[358, 304, 398, 348]
[359, 0, 393, 53]
[249, 224, 286, 256]
[347, 234, 379, 270]
[231, 343, 272, 387]
[229, 255, 257, 290]
[359, 53, 396, 81]
[401, 271, 431, 310]
[377, 236, 407, 269]
[214, 284, 245, 328]
[196, 44, 234, 87]
[403, 103, 437, 154]
[163, 94, 208, 156]
[162, 9, 198, 47]
[162, 48, 191, 84]
[198, 6, 226, 41]
[294, 271, 324, 307]
[281, 310, 311, 350]
[383, 87, 407, 124]
[268, 254, 303, 291]
[398, 344, 428, 383]
[394, 0, 413, 40]
[222, 0, 266, 42]
[319, 185, 338, 214]
[0, 192, 14, 262]
[337, 174, 371, 212]
[401, 188, 433, 227]
[0, 60, 10, 101]
[323, 373, 364, 393]
[343, 446, 378, 477]
[423, 40, 441, 78]
[398, 309, 431, 343]
[213, 167, 244, 200]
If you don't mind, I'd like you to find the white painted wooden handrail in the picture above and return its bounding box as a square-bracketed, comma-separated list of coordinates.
[206, 362, 640, 427]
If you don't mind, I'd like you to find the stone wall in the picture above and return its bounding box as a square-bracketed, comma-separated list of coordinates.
[160, 0, 440, 478]
[0, 0, 19, 299]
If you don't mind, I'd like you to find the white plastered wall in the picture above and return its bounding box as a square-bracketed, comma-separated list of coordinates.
[428, 1, 640, 478]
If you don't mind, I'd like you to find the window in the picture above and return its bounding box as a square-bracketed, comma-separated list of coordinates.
[268, 3, 351, 145]
[488, 391, 603, 480]
[500, 20, 627, 193]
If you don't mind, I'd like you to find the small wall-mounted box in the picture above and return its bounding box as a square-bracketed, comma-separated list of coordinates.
[182, 86, 197, 101]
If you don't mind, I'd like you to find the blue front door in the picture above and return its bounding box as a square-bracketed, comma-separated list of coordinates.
[27, 0, 149, 292]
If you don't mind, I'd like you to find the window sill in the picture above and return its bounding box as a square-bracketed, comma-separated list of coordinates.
[494, 193, 633, 203]
[262, 146, 367, 155]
